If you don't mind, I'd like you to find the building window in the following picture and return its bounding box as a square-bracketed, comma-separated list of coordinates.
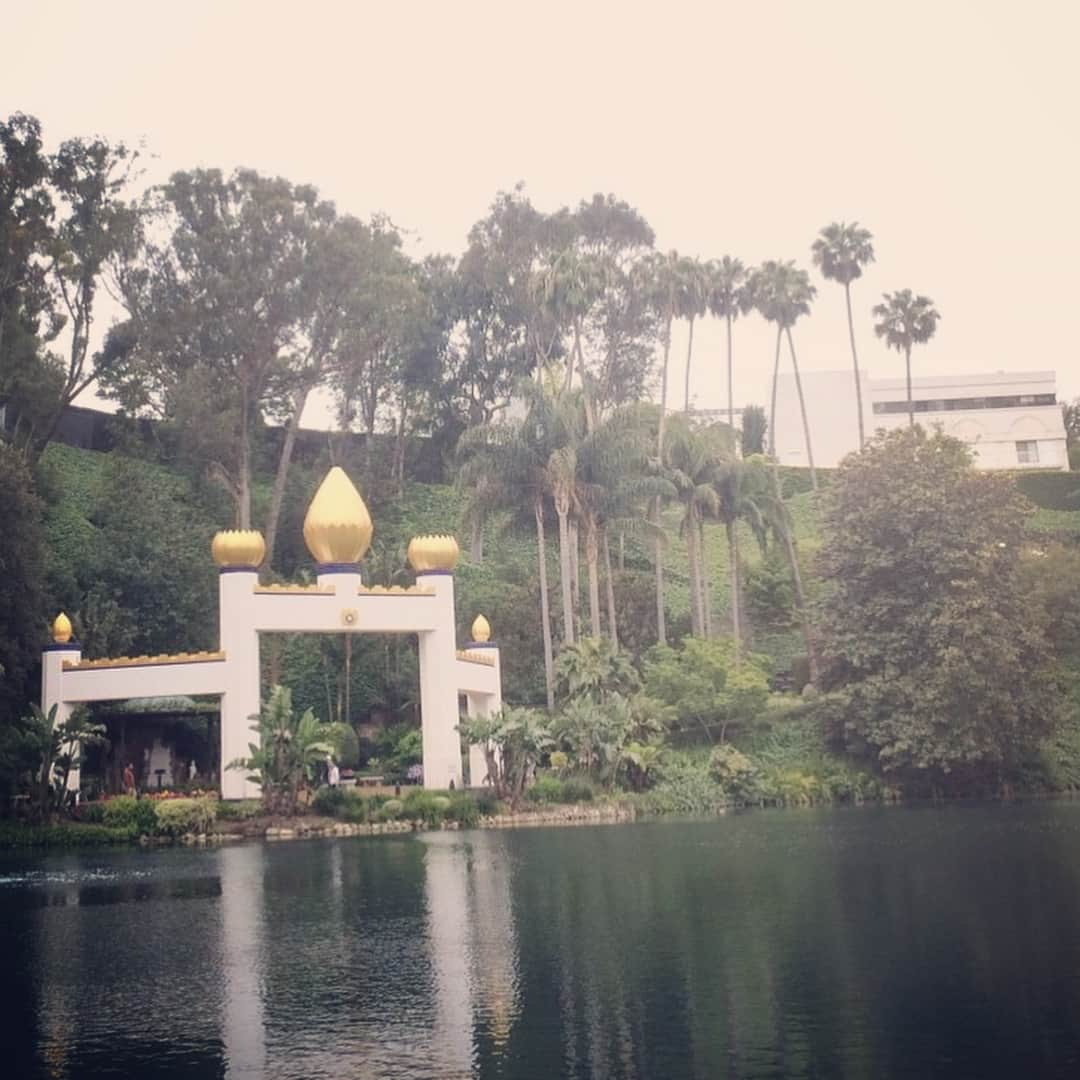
[872, 392, 1056, 416]
[1016, 440, 1040, 464]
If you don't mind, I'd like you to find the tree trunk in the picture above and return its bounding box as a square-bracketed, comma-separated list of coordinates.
[683, 316, 696, 414]
[700, 518, 713, 638]
[618, 531, 625, 572]
[535, 498, 556, 709]
[905, 345, 914, 428]
[469, 512, 484, 564]
[657, 314, 673, 455]
[844, 282, 865, 449]
[237, 388, 252, 529]
[653, 501, 667, 647]
[602, 528, 619, 649]
[785, 327, 818, 493]
[687, 505, 703, 636]
[768, 461, 819, 683]
[726, 314, 736, 445]
[768, 326, 782, 458]
[569, 519, 581, 615]
[585, 519, 601, 638]
[726, 520, 741, 660]
[555, 498, 575, 646]
[564, 322, 579, 395]
[394, 402, 407, 496]
[263, 387, 309, 575]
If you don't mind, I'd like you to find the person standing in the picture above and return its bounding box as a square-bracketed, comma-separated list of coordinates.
[327, 759, 340, 788]
[122, 762, 136, 796]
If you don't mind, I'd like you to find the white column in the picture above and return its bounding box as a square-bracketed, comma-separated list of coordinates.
[465, 644, 502, 789]
[219, 569, 261, 801]
[41, 641, 81, 792]
[416, 571, 463, 790]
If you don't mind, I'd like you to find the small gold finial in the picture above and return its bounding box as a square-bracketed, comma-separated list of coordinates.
[211, 530, 266, 568]
[303, 467, 373, 565]
[471, 614, 491, 643]
[407, 534, 460, 572]
[52, 613, 73, 644]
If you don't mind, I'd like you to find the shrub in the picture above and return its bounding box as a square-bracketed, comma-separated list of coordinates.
[311, 786, 351, 817]
[0, 823, 134, 848]
[471, 788, 502, 817]
[102, 795, 157, 835]
[445, 792, 480, 828]
[153, 797, 217, 837]
[524, 774, 566, 804]
[216, 799, 262, 821]
[78, 801, 107, 824]
[640, 755, 727, 816]
[558, 777, 595, 803]
[708, 744, 758, 800]
[377, 798, 404, 822]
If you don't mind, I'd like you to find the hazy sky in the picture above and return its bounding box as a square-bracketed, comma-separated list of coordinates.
[4, 0, 1078, 423]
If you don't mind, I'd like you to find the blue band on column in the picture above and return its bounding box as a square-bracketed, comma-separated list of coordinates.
[317, 563, 363, 575]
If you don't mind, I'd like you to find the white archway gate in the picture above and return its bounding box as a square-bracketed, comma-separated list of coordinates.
[41, 467, 502, 799]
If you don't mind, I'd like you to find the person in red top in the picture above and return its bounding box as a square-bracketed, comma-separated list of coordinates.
[122, 763, 136, 796]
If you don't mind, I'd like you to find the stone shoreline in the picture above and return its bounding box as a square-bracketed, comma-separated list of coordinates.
[172, 801, 638, 846]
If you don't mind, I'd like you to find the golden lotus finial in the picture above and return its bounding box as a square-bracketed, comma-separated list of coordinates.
[471, 614, 491, 643]
[407, 534, 460, 573]
[211, 530, 266, 569]
[303, 466, 373, 565]
[52, 612, 73, 644]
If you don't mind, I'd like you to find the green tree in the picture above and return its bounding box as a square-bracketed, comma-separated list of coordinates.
[554, 636, 640, 705]
[811, 222, 875, 448]
[872, 289, 941, 428]
[229, 685, 333, 815]
[706, 256, 754, 432]
[644, 637, 770, 743]
[817, 427, 1060, 784]
[679, 256, 711, 414]
[0, 444, 44, 728]
[753, 260, 818, 491]
[740, 404, 767, 456]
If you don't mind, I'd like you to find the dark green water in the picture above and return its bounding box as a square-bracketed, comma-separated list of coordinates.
[3, 804, 1080, 1078]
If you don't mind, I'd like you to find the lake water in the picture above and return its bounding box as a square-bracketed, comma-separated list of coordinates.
[3, 804, 1080, 1078]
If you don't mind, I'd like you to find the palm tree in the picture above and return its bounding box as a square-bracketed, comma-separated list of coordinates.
[679, 257, 711, 414]
[634, 250, 698, 644]
[811, 222, 875, 449]
[753, 260, 818, 491]
[872, 289, 941, 427]
[457, 385, 572, 708]
[706, 256, 754, 437]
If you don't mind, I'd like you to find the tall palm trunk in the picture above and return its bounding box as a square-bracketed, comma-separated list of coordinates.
[905, 345, 914, 428]
[683, 315, 696, 414]
[237, 387, 252, 529]
[768, 462, 819, 683]
[785, 327, 818, 493]
[726, 521, 741, 659]
[602, 529, 619, 649]
[569, 519, 582, 614]
[844, 282, 865, 449]
[534, 499, 555, 709]
[654, 312, 674, 645]
[768, 326, 782, 458]
[726, 313, 736, 447]
[699, 518, 713, 638]
[687, 505, 704, 636]
[555, 494, 575, 646]
[585, 519, 601, 638]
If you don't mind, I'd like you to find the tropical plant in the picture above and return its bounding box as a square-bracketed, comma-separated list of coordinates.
[707, 256, 754, 433]
[678, 256, 711, 414]
[708, 743, 758, 800]
[554, 636, 640, 704]
[458, 705, 553, 806]
[872, 289, 941, 427]
[752, 260, 818, 490]
[811, 222, 875, 448]
[229, 685, 334, 816]
[740, 404, 767, 456]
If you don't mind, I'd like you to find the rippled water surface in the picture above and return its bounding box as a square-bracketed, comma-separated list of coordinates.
[4, 804, 1080, 1078]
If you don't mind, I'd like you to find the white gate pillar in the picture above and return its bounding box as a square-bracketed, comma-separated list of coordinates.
[41, 614, 81, 792]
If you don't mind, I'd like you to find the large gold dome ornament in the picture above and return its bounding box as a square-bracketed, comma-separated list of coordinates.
[471, 614, 491, 643]
[52, 612, 73, 644]
[407, 534, 460, 572]
[303, 467, 373, 565]
[211, 530, 266, 569]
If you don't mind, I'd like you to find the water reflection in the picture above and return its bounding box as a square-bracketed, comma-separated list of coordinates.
[4, 805, 1080, 1077]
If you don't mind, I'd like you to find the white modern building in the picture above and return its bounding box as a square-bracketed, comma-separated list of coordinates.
[773, 369, 1069, 470]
